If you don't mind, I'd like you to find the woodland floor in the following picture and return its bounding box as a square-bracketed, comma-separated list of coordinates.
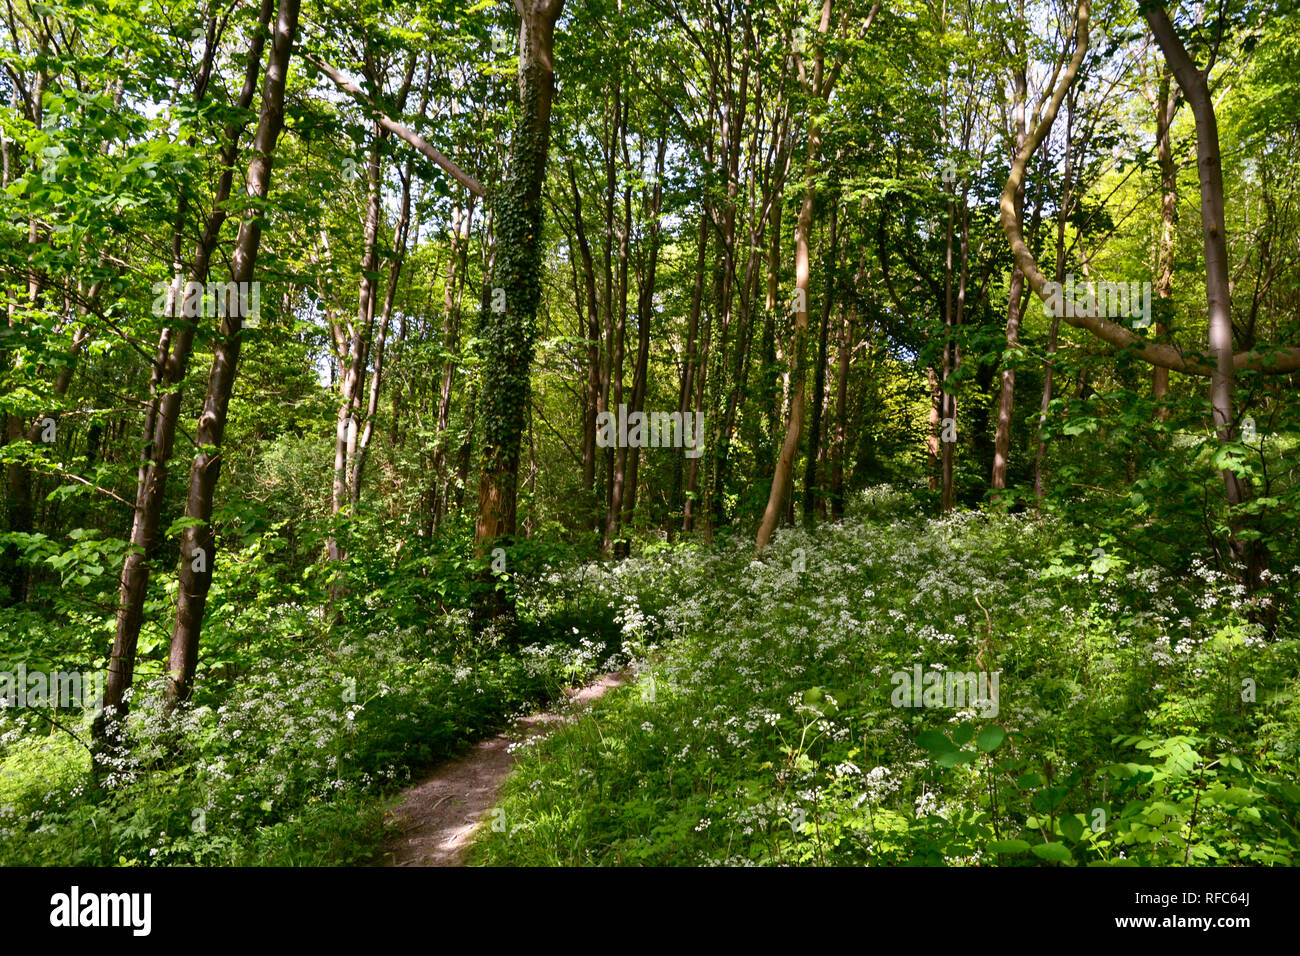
[375, 669, 628, 866]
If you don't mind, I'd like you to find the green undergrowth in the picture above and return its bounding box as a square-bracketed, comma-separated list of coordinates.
[469, 486, 1300, 866]
[0, 610, 627, 866]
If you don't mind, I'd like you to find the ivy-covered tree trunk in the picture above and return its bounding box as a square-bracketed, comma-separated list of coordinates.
[472, 0, 564, 625]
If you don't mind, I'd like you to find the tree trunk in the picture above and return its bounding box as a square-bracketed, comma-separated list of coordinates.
[672, 212, 708, 532]
[569, 161, 601, 519]
[1145, 3, 1255, 583]
[100, 0, 275, 727]
[431, 198, 476, 527]
[755, 0, 843, 552]
[603, 95, 631, 554]
[164, 0, 301, 709]
[1152, 68, 1178, 417]
[328, 122, 383, 587]
[992, 26, 1028, 496]
[803, 196, 838, 526]
[472, 0, 565, 625]
[352, 160, 415, 504]
[351, 58, 420, 507]
[927, 367, 941, 491]
[622, 134, 665, 533]
[756, 147, 818, 551]
[830, 298, 852, 521]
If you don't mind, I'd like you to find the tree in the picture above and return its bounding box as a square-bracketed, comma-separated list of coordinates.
[757, 0, 875, 552]
[101, 0, 278, 730]
[165, 0, 303, 709]
[1000, 0, 1299, 588]
[472, 0, 566, 626]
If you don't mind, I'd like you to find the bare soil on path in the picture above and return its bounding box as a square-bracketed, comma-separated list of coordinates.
[376, 669, 626, 866]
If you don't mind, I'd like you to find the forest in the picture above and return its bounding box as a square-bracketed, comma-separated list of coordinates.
[1, 0, 1298, 870]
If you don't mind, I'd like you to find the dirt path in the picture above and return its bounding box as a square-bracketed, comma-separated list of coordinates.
[376, 669, 626, 867]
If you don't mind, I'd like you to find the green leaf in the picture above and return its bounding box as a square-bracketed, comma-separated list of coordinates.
[977, 725, 1006, 753]
[916, 729, 956, 754]
[165, 515, 207, 536]
[1059, 813, 1085, 842]
[1220, 788, 1257, 806]
[988, 839, 1031, 854]
[937, 749, 977, 768]
[1030, 842, 1073, 863]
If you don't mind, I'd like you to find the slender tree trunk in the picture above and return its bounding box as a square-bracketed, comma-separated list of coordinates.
[756, 0, 845, 551]
[352, 59, 420, 506]
[2, 54, 50, 605]
[164, 0, 301, 708]
[100, 0, 275, 728]
[684, 293, 711, 535]
[940, 227, 957, 512]
[431, 199, 476, 526]
[761, 203, 783, 476]
[352, 161, 415, 503]
[1145, 3, 1256, 584]
[803, 196, 838, 526]
[927, 367, 941, 491]
[604, 97, 631, 554]
[1152, 68, 1179, 417]
[569, 161, 601, 520]
[1033, 99, 1075, 502]
[672, 213, 708, 531]
[330, 120, 384, 588]
[992, 28, 1028, 496]
[830, 298, 852, 521]
[756, 140, 819, 551]
[623, 133, 665, 532]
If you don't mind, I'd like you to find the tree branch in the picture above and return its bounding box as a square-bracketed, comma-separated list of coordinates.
[304, 52, 486, 197]
[1000, 0, 1300, 377]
